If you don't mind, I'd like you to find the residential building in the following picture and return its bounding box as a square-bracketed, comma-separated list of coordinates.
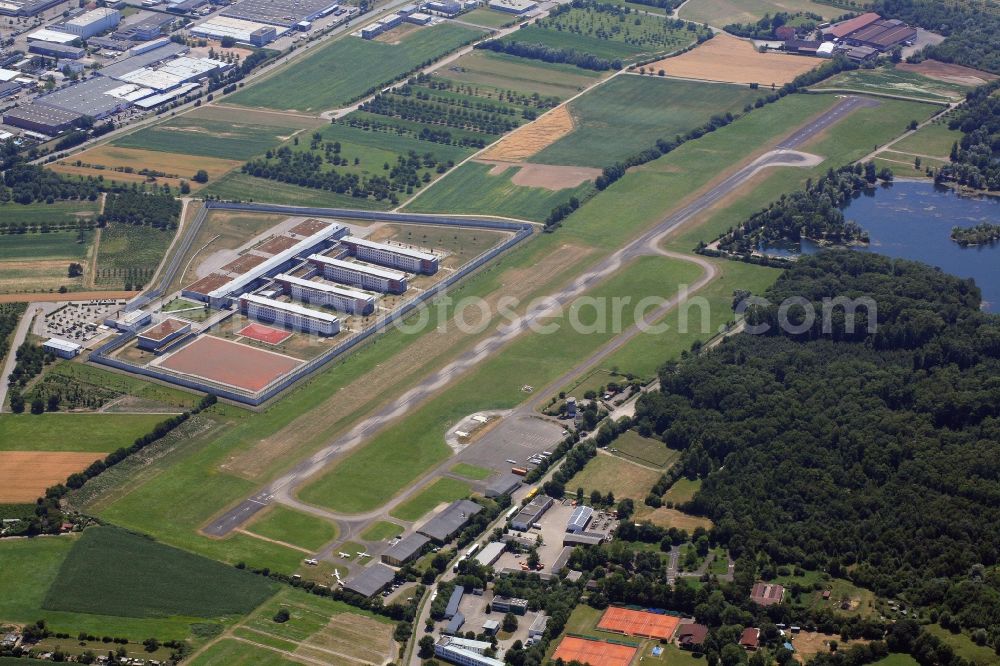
[740, 627, 760, 650]
[677, 623, 709, 650]
[274, 273, 376, 315]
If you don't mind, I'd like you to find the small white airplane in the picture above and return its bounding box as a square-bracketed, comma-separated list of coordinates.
[332, 570, 343, 582]
[356, 551, 371, 558]
[304, 558, 318, 565]
[338, 551, 351, 558]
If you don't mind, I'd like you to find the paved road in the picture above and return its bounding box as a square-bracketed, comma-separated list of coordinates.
[0, 305, 36, 412]
[203, 96, 873, 538]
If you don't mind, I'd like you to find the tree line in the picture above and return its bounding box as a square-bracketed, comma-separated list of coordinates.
[100, 191, 181, 230]
[935, 80, 1000, 191]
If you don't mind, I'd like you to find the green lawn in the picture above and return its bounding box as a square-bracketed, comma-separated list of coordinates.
[200, 171, 393, 209]
[568, 453, 663, 502]
[388, 477, 472, 521]
[113, 117, 310, 160]
[611, 430, 677, 469]
[450, 462, 493, 480]
[0, 200, 99, 225]
[405, 161, 595, 221]
[872, 656, 920, 666]
[360, 521, 405, 541]
[94, 222, 175, 289]
[813, 66, 971, 104]
[924, 625, 1000, 664]
[891, 121, 963, 159]
[462, 7, 518, 27]
[0, 413, 172, 452]
[0, 230, 91, 261]
[228, 24, 485, 112]
[322, 122, 474, 166]
[246, 505, 338, 552]
[43, 526, 277, 618]
[532, 76, 764, 167]
[679, 0, 840, 26]
[187, 639, 302, 666]
[299, 254, 700, 514]
[663, 477, 701, 504]
[438, 50, 604, 99]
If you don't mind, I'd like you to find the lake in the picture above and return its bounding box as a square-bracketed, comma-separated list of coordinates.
[764, 180, 1000, 312]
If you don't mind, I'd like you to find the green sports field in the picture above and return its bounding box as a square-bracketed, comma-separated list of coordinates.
[246, 505, 337, 552]
[531, 75, 765, 167]
[228, 24, 485, 112]
[0, 413, 170, 452]
[389, 477, 472, 521]
[404, 161, 595, 221]
[113, 117, 310, 161]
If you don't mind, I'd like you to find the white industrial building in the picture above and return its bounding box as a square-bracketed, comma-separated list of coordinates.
[488, 0, 536, 13]
[26, 28, 77, 44]
[43, 338, 82, 358]
[240, 293, 341, 336]
[474, 541, 506, 567]
[308, 254, 407, 294]
[566, 505, 593, 533]
[61, 8, 121, 38]
[434, 637, 505, 666]
[273, 273, 376, 315]
[341, 236, 439, 275]
[191, 16, 281, 45]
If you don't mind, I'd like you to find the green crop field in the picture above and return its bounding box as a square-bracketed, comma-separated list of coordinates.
[812, 66, 972, 103]
[404, 161, 594, 221]
[113, 117, 311, 160]
[188, 639, 301, 666]
[228, 24, 485, 112]
[679, 0, 840, 27]
[200, 172, 393, 209]
[872, 656, 920, 666]
[531, 76, 764, 167]
[463, 7, 518, 27]
[611, 430, 678, 469]
[389, 477, 472, 521]
[500, 5, 698, 61]
[0, 200, 99, 225]
[450, 462, 492, 480]
[568, 453, 662, 502]
[0, 230, 91, 261]
[438, 51, 605, 99]
[94, 222, 174, 289]
[43, 526, 277, 618]
[246, 505, 337, 552]
[323, 122, 474, 166]
[0, 413, 168, 452]
[361, 521, 404, 541]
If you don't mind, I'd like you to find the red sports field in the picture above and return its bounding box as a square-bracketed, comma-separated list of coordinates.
[552, 637, 637, 666]
[157, 336, 302, 392]
[238, 322, 293, 345]
[597, 607, 681, 640]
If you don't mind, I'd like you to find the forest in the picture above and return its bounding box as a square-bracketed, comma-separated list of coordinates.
[475, 39, 621, 71]
[710, 164, 889, 257]
[935, 81, 1000, 191]
[1, 164, 100, 205]
[629, 252, 1000, 643]
[99, 191, 181, 229]
[874, 0, 1000, 74]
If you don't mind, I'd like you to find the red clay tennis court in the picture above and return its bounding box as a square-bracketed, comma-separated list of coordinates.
[157, 336, 302, 392]
[238, 322, 293, 345]
[597, 607, 681, 640]
[553, 637, 637, 666]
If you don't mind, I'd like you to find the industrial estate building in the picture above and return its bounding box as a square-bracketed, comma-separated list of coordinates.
[381, 533, 431, 566]
[418, 499, 483, 543]
[43, 338, 82, 358]
[343, 563, 396, 598]
[3, 104, 81, 134]
[308, 254, 407, 294]
[511, 495, 553, 531]
[435, 637, 506, 666]
[342, 236, 440, 275]
[488, 0, 537, 13]
[566, 505, 593, 533]
[60, 8, 121, 38]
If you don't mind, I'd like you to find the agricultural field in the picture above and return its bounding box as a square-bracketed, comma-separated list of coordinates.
[648, 32, 821, 85]
[51, 146, 240, 192]
[678, 0, 840, 27]
[0, 229, 92, 293]
[228, 24, 485, 112]
[495, 3, 701, 62]
[93, 222, 175, 290]
[405, 161, 595, 221]
[0, 200, 99, 225]
[200, 172, 392, 210]
[0, 450, 106, 502]
[462, 6, 519, 27]
[812, 65, 974, 103]
[187, 639, 303, 666]
[389, 477, 472, 521]
[0, 413, 169, 451]
[610, 430, 678, 469]
[529, 75, 765, 167]
[438, 50, 606, 99]
[924, 625, 1000, 665]
[566, 452, 663, 502]
[246, 505, 338, 551]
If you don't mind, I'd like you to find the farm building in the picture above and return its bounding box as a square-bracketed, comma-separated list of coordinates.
[381, 532, 430, 566]
[435, 636, 506, 666]
[484, 472, 521, 498]
[2, 103, 81, 134]
[822, 12, 915, 51]
[488, 0, 536, 13]
[844, 45, 878, 62]
[510, 495, 552, 531]
[240, 293, 341, 336]
[308, 254, 407, 294]
[491, 595, 528, 615]
[137, 318, 191, 351]
[566, 505, 593, 533]
[677, 623, 708, 650]
[474, 541, 506, 567]
[273, 273, 376, 316]
[60, 8, 121, 38]
[822, 12, 880, 40]
[750, 582, 785, 606]
[43, 338, 81, 358]
[343, 563, 395, 597]
[418, 499, 483, 543]
[781, 39, 821, 56]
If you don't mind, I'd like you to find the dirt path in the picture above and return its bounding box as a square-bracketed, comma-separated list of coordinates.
[234, 527, 313, 554]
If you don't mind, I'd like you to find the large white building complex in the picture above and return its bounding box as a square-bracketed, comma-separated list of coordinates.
[341, 236, 439, 275]
[274, 273, 376, 316]
[308, 254, 408, 294]
[434, 637, 505, 666]
[239, 293, 340, 336]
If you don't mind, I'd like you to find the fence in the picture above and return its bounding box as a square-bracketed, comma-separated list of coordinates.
[93, 203, 535, 406]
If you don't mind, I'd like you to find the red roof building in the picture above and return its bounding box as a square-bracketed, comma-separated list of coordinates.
[740, 627, 760, 650]
[676, 623, 709, 650]
[751, 582, 785, 606]
[823, 12, 880, 39]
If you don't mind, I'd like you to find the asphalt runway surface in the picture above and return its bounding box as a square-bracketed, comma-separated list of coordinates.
[203, 95, 875, 538]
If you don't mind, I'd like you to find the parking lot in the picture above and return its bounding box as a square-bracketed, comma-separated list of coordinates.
[43, 300, 124, 344]
[456, 413, 565, 480]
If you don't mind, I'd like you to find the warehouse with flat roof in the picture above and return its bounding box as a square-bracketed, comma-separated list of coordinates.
[221, 0, 340, 26]
[417, 499, 483, 543]
[3, 103, 81, 134]
[343, 563, 396, 597]
[35, 76, 133, 118]
[381, 532, 430, 566]
[60, 8, 121, 38]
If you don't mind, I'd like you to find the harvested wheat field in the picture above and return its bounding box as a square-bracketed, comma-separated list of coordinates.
[792, 632, 869, 663]
[650, 33, 820, 86]
[294, 613, 396, 664]
[897, 60, 998, 87]
[0, 451, 106, 502]
[480, 105, 575, 161]
[478, 161, 601, 190]
[52, 146, 241, 190]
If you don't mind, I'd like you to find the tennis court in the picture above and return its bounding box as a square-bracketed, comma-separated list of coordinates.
[553, 637, 637, 666]
[238, 322, 293, 345]
[597, 607, 681, 640]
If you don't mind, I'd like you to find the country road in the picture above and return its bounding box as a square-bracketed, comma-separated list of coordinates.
[202, 95, 875, 539]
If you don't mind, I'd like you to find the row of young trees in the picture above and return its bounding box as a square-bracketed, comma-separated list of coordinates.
[360, 92, 521, 135]
[100, 191, 182, 229]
